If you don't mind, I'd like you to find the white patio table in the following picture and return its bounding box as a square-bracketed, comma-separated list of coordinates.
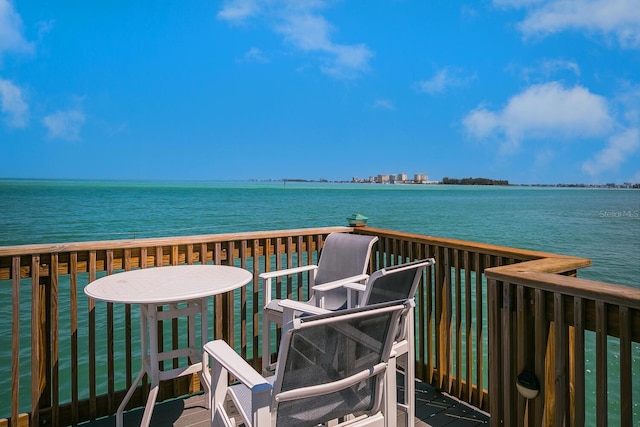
[84, 264, 252, 427]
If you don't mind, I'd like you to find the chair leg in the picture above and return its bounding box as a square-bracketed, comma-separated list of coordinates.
[383, 354, 397, 427]
[402, 314, 415, 425]
[404, 349, 415, 425]
[262, 315, 271, 375]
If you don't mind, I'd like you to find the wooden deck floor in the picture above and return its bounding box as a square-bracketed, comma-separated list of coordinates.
[82, 379, 489, 427]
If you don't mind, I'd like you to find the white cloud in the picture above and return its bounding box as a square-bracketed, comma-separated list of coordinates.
[372, 99, 395, 110]
[496, 0, 640, 48]
[0, 77, 28, 127]
[217, 0, 261, 23]
[241, 47, 269, 63]
[0, 0, 34, 59]
[541, 58, 580, 77]
[43, 109, 86, 141]
[463, 82, 613, 152]
[416, 67, 473, 95]
[465, 81, 640, 176]
[582, 128, 640, 176]
[494, 0, 545, 6]
[463, 105, 500, 139]
[511, 58, 580, 84]
[218, 0, 373, 79]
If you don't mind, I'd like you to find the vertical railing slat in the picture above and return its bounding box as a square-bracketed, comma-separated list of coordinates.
[435, 245, 444, 390]
[240, 241, 246, 359]
[619, 305, 631, 426]
[249, 239, 259, 369]
[516, 285, 526, 426]
[444, 248, 452, 393]
[426, 244, 434, 384]
[31, 255, 41, 427]
[502, 281, 514, 425]
[70, 253, 79, 425]
[533, 288, 546, 426]
[454, 249, 462, 398]
[88, 251, 97, 419]
[475, 252, 484, 409]
[123, 249, 133, 395]
[596, 300, 607, 427]
[286, 237, 293, 299]
[106, 250, 116, 412]
[554, 292, 567, 426]
[464, 251, 473, 403]
[487, 277, 501, 427]
[415, 242, 425, 379]
[11, 256, 21, 427]
[573, 297, 585, 427]
[296, 235, 304, 301]
[50, 254, 60, 426]
[170, 246, 179, 380]
[213, 243, 223, 342]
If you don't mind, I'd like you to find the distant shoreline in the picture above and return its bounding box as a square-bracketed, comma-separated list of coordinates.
[1, 177, 638, 189]
[275, 178, 639, 189]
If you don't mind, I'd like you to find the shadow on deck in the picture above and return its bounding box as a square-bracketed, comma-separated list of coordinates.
[81, 379, 489, 427]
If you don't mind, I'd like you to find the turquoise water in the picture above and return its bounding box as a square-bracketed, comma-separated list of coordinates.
[2, 179, 638, 285]
[1, 179, 639, 421]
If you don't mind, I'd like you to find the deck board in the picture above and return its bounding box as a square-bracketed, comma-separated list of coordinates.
[81, 379, 489, 427]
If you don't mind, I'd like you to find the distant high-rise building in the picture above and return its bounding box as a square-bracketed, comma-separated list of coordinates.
[414, 173, 428, 183]
[378, 174, 390, 184]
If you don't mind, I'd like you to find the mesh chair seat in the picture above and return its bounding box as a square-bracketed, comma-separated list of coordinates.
[203, 301, 409, 427]
[261, 232, 378, 375]
[279, 258, 436, 426]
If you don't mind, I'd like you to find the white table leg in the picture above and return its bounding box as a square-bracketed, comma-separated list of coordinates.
[116, 305, 150, 427]
[200, 297, 209, 404]
[116, 368, 146, 427]
[137, 303, 160, 427]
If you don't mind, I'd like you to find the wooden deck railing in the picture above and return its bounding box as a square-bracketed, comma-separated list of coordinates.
[485, 261, 640, 426]
[0, 226, 636, 427]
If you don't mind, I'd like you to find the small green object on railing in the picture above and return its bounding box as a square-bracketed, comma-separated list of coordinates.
[347, 213, 368, 227]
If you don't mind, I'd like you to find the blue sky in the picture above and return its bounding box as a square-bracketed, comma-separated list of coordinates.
[1, 0, 639, 184]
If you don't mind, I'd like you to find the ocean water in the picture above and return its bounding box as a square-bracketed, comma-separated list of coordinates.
[0, 179, 639, 421]
[2, 179, 638, 286]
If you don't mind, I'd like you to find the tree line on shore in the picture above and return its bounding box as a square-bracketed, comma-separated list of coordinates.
[441, 177, 510, 186]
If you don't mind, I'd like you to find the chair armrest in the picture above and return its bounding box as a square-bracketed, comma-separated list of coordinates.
[204, 340, 272, 426]
[312, 273, 369, 308]
[279, 299, 331, 325]
[204, 340, 271, 391]
[261, 265, 319, 305]
[259, 264, 318, 280]
[311, 273, 369, 292]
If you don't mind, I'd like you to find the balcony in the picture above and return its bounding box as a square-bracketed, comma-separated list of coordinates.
[1, 226, 638, 426]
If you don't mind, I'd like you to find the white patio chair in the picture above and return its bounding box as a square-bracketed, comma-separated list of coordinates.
[260, 232, 378, 374]
[202, 300, 411, 427]
[279, 259, 435, 426]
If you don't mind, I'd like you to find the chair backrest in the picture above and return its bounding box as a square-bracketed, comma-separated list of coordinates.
[361, 259, 435, 342]
[313, 232, 378, 309]
[272, 300, 408, 427]
[362, 259, 434, 305]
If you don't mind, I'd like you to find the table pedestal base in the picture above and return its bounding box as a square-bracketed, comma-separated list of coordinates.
[116, 299, 208, 427]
